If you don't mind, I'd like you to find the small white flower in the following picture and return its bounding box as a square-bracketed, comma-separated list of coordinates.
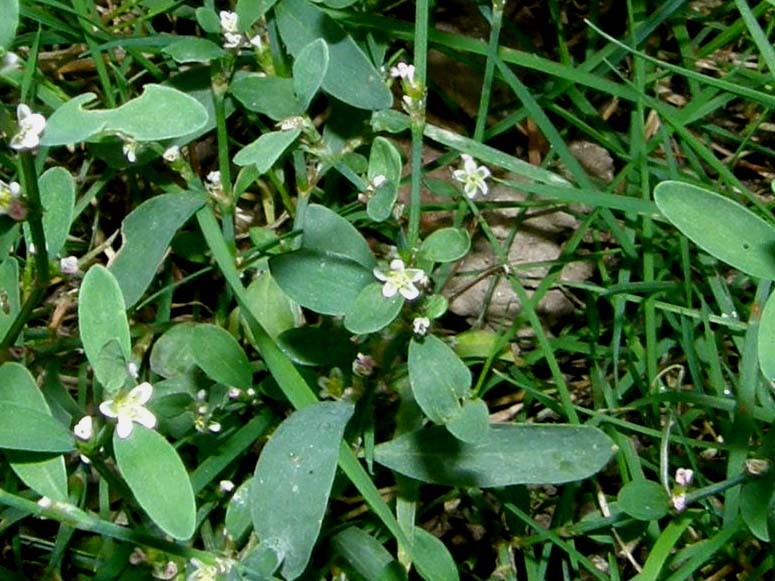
[206, 170, 221, 187]
[208, 421, 221, 433]
[390, 62, 415, 83]
[163, 145, 180, 162]
[373, 259, 425, 301]
[0, 180, 21, 215]
[352, 353, 375, 377]
[37, 496, 53, 509]
[671, 493, 687, 512]
[196, 389, 207, 402]
[98, 382, 157, 439]
[10, 104, 46, 150]
[371, 174, 387, 188]
[219, 10, 239, 34]
[223, 32, 243, 49]
[73, 416, 93, 440]
[246, 387, 256, 397]
[59, 256, 79, 275]
[228, 387, 242, 399]
[127, 361, 139, 379]
[154, 561, 179, 580]
[122, 139, 138, 163]
[452, 154, 491, 199]
[249, 34, 263, 49]
[1, 52, 20, 74]
[412, 316, 431, 336]
[675, 468, 694, 487]
[219, 480, 235, 493]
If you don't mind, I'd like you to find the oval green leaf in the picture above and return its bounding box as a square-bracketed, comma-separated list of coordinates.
[374, 424, 616, 487]
[234, 129, 301, 174]
[344, 283, 403, 335]
[231, 74, 302, 121]
[413, 528, 459, 581]
[0, 363, 68, 501]
[0, 0, 19, 50]
[38, 166, 75, 258]
[0, 257, 20, 340]
[293, 39, 329, 110]
[366, 137, 402, 222]
[251, 401, 354, 580]
[275, 0, 392, 111]
[109, 193, 206, 308]
[408, 336, 471, 425]
[114, 426, 196, 541]
[150, 322, 199, 379]
[192, 324, 253, 389]
[79, 265, 132, 387]
[617, 480, 670, 521]
[332, 527, 407, 581]
[446, 398, 490, 444]
[225, 480, 253, 542]
[419, 228, 471, 264]
[163, 37, 226, 63]
[741, 472, 775, 541]
[299, 204, 375, 269]
[243, 271, 301, 340]
[0, 402, 74, 453]
[654, 181, 775, 279]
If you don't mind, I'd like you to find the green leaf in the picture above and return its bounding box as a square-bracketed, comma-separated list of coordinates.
[758, 292, 775, 381]
[344, 283, 403, 334]
[237, 0, 279, 27]
[0, 402, 73, 453]
[270, 204, 376, 316]
[446, 398, 490, 444]
[277, 326, 358, 367]
[366, 137, 402, 222]
[275, 0, 392, 111]
[331, 527, 407, 581]
[243, 271, 301, 340]
[233, 129, 301, 174]
[38, 166, 75, 258]
[195, 6, 221, 33]
[251, 401, 354, 580]
[0, 0, 19, 50]
[79, 265, 132, 388]
[413, 528, 459, 581]
[419, 228, 471, 264]
[742, 472, 775, 541]
[192, 324, 253, 389]
[114, 426, 196, 541]
[231, 74, 302, 120]
[654, 181, 775, 279]
[225, 481, 253, 542]
[162, 37, 226, 63]
[0, 363, 68, 501]
[374, 424, 616, 487]
[293, 39, 329, 110]
[617, 480, 670, 521]
[41, 85, 209, 146]
[150, 323, 199, 379]
[0, 257, 20, 340]
[109, 192, 206, 308]
[371, 109, 411, 134]
[408, 336, 471, 425]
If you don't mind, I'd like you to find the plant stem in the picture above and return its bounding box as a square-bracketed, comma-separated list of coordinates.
[1, 151, 50, 351]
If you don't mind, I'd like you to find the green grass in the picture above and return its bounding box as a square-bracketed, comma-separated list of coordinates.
[1, 0, 775, 579]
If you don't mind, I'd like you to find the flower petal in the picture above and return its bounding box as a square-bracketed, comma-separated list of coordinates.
[382, 282, 398, 298]
[99, 400, 119, 419]
[399, 284, 419, 301]
[134, 407, 157, 430]
[129, 382, 153, 405]
[116, 416, 134, 439]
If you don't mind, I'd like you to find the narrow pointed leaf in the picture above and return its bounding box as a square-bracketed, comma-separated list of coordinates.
[114, 426, 196, 540]
[251, 401, 354, 580]
[758, 292, 775, 381]
[332, 527, 407, 581]
[375, 424, 616, 487]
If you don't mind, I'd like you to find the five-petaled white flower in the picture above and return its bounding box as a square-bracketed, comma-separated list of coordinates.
[373, 259, 425, 300]
[452, 154, 491, 199]
[10, 104, 46, 151]
[0, 180, 21, 215]
[99, 382, 157, 439]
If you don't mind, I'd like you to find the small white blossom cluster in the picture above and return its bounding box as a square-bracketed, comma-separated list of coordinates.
[10, 104, 46, 151]
[219, 11, 263, 51]
[358, 174, 387, 204]
[452, 154, 491, 199]
[195, 389, 222, 433]
[670, 467, 694, 512]
[390, 62, 424, 119]
[373, 258, 426, 301]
